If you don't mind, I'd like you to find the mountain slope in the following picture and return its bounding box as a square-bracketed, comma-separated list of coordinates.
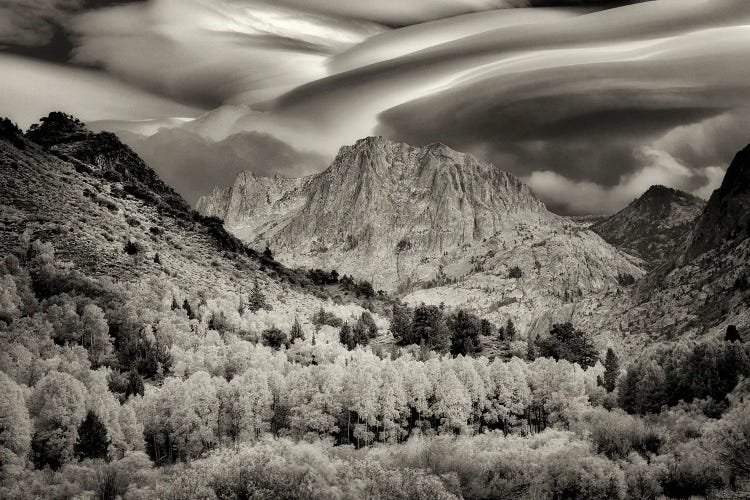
[572, 148, 750, 356]
[0, 113, 383, 342]
[686, 144, 750, 262]
[592, 185, 705, 268]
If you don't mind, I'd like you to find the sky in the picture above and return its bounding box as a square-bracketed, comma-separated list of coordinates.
[2, 0, 750, 214]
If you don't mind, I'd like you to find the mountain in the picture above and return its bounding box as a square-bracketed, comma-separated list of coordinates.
[0, 113, 385, 341]
[198, 136, 644, 344]
[591, 185, 705, 268]
[685, 144, 750, 262]
[569, 149, 750, 355]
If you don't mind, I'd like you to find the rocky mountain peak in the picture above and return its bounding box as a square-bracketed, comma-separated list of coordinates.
[591, 184, 705, 267]
[685, 143, 750, 261]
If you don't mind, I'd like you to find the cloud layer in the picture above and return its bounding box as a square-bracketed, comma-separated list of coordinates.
[2, 0, 749, 213]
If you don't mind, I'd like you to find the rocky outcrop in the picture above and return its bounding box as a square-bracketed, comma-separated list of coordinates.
[196, 172, 311, 234]
[592, 185, 705, 268]
[685, 144, 750, 261]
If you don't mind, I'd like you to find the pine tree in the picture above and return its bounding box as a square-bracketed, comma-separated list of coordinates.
[353, 320, 369, 347]
[289, 316, 304, 344]
[536, 322, 599, 368]
[391, 302, 413, 344]
[526, 337, 538, 361]
[75, 410, 110, 460]
[449, 309, 482, 356]
[480, 318, 493, 338]
[182, 298, 194, 319]
[506, 318, 517, 341]
[339, 322, 354, 350]
[125, 370, 144, 398]
[360, 311, 378, 338]
[248, 279, 268, 312]
[427, 306, 451, 354]
[603, 348, 620, 392]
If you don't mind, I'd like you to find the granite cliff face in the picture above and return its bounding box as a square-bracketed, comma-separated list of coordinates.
[198, 137, 642, 293]
[592, 185, 705, 268]
[198, 136, 645, 343]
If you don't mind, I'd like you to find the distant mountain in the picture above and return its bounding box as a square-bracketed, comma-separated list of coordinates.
[685, 144, 750, 262]
[570, 147, 750, 355]
[198, 136, 643, 343]
[591, 185, 705, 268]
[196, 172, 311, 235]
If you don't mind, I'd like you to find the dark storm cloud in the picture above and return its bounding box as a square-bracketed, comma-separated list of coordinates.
[0, 0, 146, 60]
[117, 128, 328, 205]
[272, 0, 641, 26]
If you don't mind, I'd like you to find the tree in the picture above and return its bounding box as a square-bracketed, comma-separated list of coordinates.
[125, 370, 145, 398]
[263, 245, 273, 260]
[431, 369, 471, 433]
[356, 280, 375, 298]
[505, 319, 518, 342]
[183, 298, 194, 319]
[29, 371, 87, 469]
[262, 327, 287, 350]
[634, 360, 667, 415]
[289, 317, 304, 344]
[247, 280, 269, 312]
[449, 309, 482, 356]
[603, 348, 620, 392]
[352, 320, 369, 347]
[339, 322, 355, 350]
[75, 410, 110, 460]
[480, 319, 494, 338]
[411, 303, 450, 353]
[536, 323, 599, 368]
[359, 312, 378, 338]
[725, 325, 742, 343]
[391, 303, 413, 344]
[0, 371, 31, 469]
[81, 303, 113, 367]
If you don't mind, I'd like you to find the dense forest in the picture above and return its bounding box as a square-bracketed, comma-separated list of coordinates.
[1, 235, 749, 499]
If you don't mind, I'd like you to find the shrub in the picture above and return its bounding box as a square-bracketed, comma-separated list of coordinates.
[617, 273, 636, 287]
[124, 240, 141, 255]
[508, 266, 523, 279]
[536, 323, 599, 368]
[262, 327, 288, 350]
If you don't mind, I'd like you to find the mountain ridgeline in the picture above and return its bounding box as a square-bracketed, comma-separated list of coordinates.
[685, 144, 750, 262]
[591, 185, 705, 268]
